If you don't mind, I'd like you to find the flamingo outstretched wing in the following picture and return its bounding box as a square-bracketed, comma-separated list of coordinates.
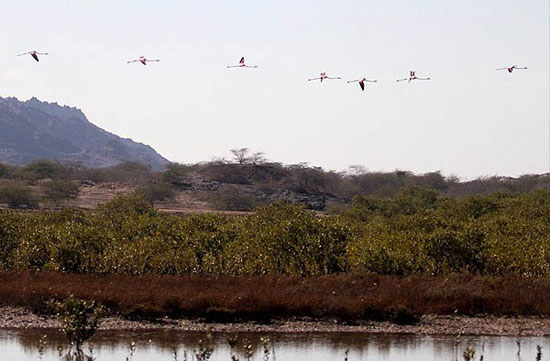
[347, 78, 371, 90]
[17, 51, 48, 62]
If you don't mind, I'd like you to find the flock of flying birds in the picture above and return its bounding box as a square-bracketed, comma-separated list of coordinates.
[16, 51, 528, 92]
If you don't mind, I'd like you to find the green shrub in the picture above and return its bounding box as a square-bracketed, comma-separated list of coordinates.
[17, 159, 68, 180]
[0, 182, 39, 209]
[97, 193, 157, 218]
[161, 163, 198, 184]
[42, 179, 80, 205]
[0, 163, 11, 178]
[135, 181, 176, 206]
[0, 211, 23, 269]
[76, 161, 153, 184]
[205, 185, 259, 211]
[49, 295, 103, 351]
[221, 202, 352, 275]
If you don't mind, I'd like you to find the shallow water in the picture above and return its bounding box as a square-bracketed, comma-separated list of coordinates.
[0, 328, 548, 361]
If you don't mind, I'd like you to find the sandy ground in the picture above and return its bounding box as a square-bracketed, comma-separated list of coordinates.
[51, 183, 252, 215]
[1, 307, 548, 336]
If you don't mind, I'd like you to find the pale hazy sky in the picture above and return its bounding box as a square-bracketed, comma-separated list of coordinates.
[0, 0, 548, 179]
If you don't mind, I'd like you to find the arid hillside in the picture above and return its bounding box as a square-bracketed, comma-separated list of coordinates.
[1, 158, 550, 213]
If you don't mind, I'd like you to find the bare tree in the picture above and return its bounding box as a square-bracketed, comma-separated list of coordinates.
[230, 148, 251, 164]
[250, 152, 266, 165]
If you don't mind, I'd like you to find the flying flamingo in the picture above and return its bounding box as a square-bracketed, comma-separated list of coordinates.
[397, 71, 431, 83]
[308, 72, 341, 82]
[497, 65, 527, 73]
[347, 77, 378, 91]
[127, 56, 160, 65]
[17, 51, 48, 62]
[227, 57, 258, 68]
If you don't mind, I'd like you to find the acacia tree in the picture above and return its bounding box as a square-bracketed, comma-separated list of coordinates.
[230, 148, 250, 164]
[230, 148, 267, 165]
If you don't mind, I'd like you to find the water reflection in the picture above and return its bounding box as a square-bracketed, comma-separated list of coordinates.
[0, 328, 548, 361]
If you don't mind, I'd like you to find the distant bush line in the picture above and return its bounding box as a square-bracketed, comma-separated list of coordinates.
[1, 159, 550, 205]
[0, 188, 549, 277]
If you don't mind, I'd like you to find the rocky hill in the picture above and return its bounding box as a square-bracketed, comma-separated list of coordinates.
[0, 96, 169, 170]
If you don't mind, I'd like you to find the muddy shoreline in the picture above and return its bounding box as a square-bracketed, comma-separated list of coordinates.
[1, 307, 548, 337]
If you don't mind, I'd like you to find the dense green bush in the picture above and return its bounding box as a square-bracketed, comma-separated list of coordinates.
[345, 189, 550, 276]
[220, 201, 352, 275]
[0, 190, 549, 277]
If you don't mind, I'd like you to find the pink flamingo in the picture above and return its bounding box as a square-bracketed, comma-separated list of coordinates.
[347, 77, 378, 91]
[17, 50, 48, 62]
[397, 71, 431, 83]
[497, 65, 527, 73]
[127, 56, 160, 65]
[308, 72, 341, 82]
[227, 57, 258, 68]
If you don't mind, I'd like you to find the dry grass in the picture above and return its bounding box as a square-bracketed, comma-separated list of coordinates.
[0, 272, 549, 324]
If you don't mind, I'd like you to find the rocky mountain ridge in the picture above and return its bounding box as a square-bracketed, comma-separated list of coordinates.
[0, 96, 169, 170]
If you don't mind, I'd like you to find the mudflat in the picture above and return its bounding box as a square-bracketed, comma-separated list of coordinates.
[0, 306, 549, 336]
